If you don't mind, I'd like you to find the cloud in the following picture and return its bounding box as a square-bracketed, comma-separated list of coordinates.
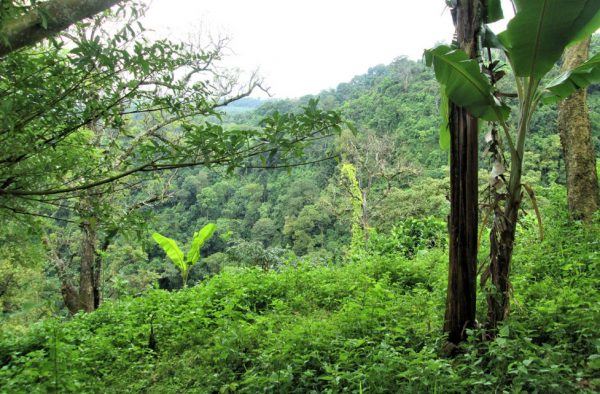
[144, 0, 456, 98]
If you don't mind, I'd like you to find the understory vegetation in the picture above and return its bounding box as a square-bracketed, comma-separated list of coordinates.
[1, 187, 598, 393]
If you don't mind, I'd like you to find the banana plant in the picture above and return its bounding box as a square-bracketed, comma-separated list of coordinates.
[152, 223, 216, 288]
[425, 0, 600, 329]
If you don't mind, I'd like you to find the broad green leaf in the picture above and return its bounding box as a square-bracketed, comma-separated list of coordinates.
[346, 120, 358, 135]
[589, 354, 600, 370]
[484, 0, 504, 23]
[187, 223, 216, 264]
[439, 86, 450, 150]
[152, 232, 185, 270]
[424, 45, 509, 122]
[482, 26, 504, 50]
[498, 0, 600, 79]
[542, 52, 600, 104]
[569, 8, 600, 45]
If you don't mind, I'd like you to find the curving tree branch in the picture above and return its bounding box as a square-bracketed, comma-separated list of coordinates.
[0, 0, 124, 57]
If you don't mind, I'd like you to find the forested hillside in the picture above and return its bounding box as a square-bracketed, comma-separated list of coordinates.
[1, 1, 600, 393]
[145, 45, 600, 289]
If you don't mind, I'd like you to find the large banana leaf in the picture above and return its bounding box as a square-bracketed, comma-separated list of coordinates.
[484, 0, 504, 23]
[152, 232, 185, 270]
[482, 26, 504, 50]
[542, 52, 600, 104]
[570, 6, 600, 46]
[187, 223, 216, 265]
[424, 45, 509, 122]
[498, 0, 600, 79]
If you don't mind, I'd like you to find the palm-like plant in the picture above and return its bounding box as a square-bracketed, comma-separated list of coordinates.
[425, 0, 600, 329]
[152, 223, 216, 288]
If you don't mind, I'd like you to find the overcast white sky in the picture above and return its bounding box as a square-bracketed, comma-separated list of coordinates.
[142, 1, 506, 99]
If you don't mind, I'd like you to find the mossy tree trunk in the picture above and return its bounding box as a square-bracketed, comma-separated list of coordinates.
[558, 37, 599, 222]
[0, 0, 123, 57]
[79, 215, 99, 312]
[58, 191, 118, 314]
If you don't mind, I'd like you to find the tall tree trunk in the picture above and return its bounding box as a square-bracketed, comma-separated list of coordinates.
[53, 224, 96, 314]
[53, 254, 82, 314]
[57, 218, 114, 314]
[79, 217, 98, 312]
[361, 189, 370, 245]
[558, 37, 599, 222]
[443, 0, 480, 347]
[94, 228, 117, 309]
[56, 190, 111, 314]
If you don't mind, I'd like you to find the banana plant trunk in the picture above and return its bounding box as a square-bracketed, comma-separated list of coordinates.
[443, 0, 480, 347]
[486, 95, 529, 332]
[486, 182, 521, 330]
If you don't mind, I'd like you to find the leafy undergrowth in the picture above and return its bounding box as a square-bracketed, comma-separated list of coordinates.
[1, 194, 599, 393]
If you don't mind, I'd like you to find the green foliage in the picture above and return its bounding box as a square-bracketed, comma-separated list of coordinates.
[151, 233, 185, 269]
[225, 240, 290, 272]
[543, 52, 600, 104]
[375, 176, 449, 229]
[427, 4, 600, 148]
[1, 192, 598, 392]
[498, 0, 600, 79]
[188, 224, 217, 265]
[367, 217, 447, 258]
[0, 219, 56, 332]
[424, 45, 509, 122]
[439, 86, 451, 150]
[483, 0, 504, 24]
[149, 38, 596, 268]
[283, 203, 333, 256]
[152, 223, 216, 287]
[340, 162, 365, 253]
[0, 4, 344, 221]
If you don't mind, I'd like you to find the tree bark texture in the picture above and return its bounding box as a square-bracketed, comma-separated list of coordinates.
[79, 218, 98, 312]
[443, 0, 480, 346]
[59, 275, 81, 315]
[361, 189, 370, 245]
[558, 37, 599, 222]
[59, 220, 113, 314]
[0, 0, 123, 57]
[486, 188, 519, 331]
[485, 87, 527, 332]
